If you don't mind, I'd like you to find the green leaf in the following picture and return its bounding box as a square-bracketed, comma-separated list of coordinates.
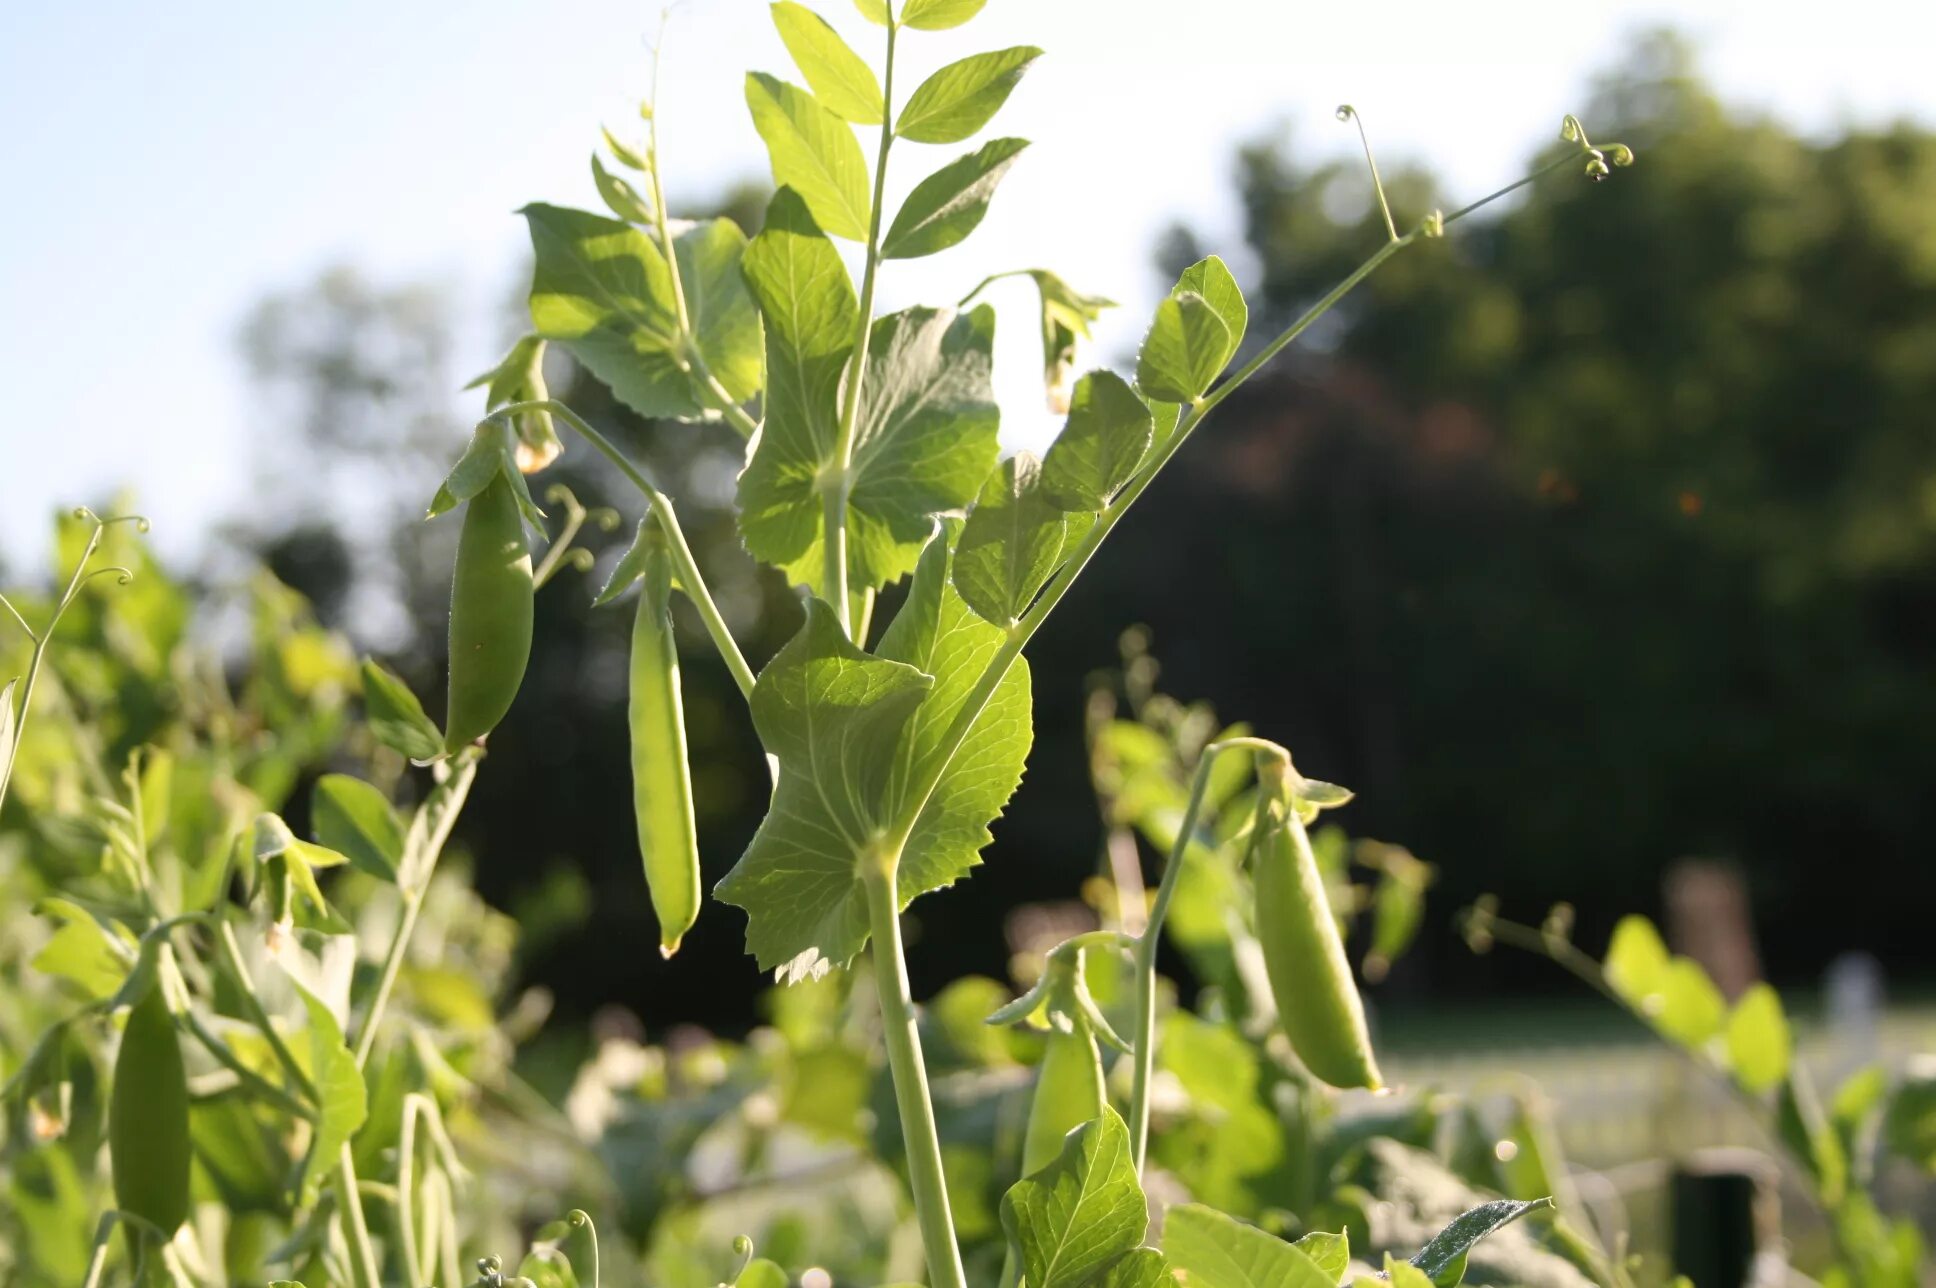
[426, 420, 515, 521]
[1096, 1249, 1176, 1288]
[853, 0, 892, 22]
[1161, 1204, 1334, 1288]
[1172, 255, 1247, 359]
[359, 659, 443, 761]
[1407, 1198, 1552, 1283]
[745, 72, 871, 240]
[953, 451, 1069, 626]
[602, 124, 649, 170]
[882, 137, 1029, 259]
[772, 1, 884, 124]
[672, 217, 765, 423]
[1136, 292, 1231, 403]
[1602, 913, 1670, 1006]
[895, 46, 1042, 144]
[735, 1259, 788, 1288]
[1040, 370, 1154, 511]
[288, 979, 366, 1202]
[1385, 1253, 1437, 1288]
[594, 517, 655, 606]
[1883, 1062, 1936, 1171]
[1655, 957, 1727, 1046]
[591, 153, 654, 224]
[311, 774, 404, 883]
[31, 899, 133, 999]
[1001, 1108, 1148, 1288]
[1778, 1074, 1848, 1204]
[716, 526, 1030, 978]
[1724, 982, 1791, 1093]
[899, 0, 986, 31]
[737, 291, 999, 593]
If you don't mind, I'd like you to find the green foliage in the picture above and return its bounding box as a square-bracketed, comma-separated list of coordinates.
[895, 47, 1042, 144]
[1000, 1110, 1158, 1288]
[744, 72, 872, 240]
[882, 136, 1029, 259]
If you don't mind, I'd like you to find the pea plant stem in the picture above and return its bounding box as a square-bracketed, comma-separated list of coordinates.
[823, 15, 899, 636]
[335, 1143, 383, 1288]
[214, 919, 318, 1105]
[350, 750, 478, 1070]
[485, 399, 757, 700]
[863, 853, 969, 1288]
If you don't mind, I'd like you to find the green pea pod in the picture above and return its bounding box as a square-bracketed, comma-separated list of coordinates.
[110, 983, 191, 1237]
[445, 473, 534, 752]
[1021, 1020, 1106, 1175]
[1253, 805, 1383, 1089]
[629, 528, 701, 956]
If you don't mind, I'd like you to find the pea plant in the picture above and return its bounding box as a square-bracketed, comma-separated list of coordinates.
[1, 1, 1651, 1284]
[428, 1, 1629, 1284]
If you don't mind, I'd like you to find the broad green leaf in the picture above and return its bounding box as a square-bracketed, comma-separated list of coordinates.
[1040, 370, 1153, 511]
[1602, 914, 1670, 1007]
[311, 774, 403, 883]
[672, 217, 765, 422]
[1724, 982, 1791, 1093]
[738, 289, 999, 593]
[31, 899, 133, 999]
[854, 0, 891, 23]
[288, 978, 367, 1201]
[1001, 1108, 1147, 1288]
[1655, 957, 1726, 1046]
[735, 1259, 788, 1288]
[359, 660, 442, 761]
[882, 137, 1029, 259]
[1883, 1062, 1936, 1171]
[900, 0, 987, 31]
[1097, 1249, 1175, 1287]
[772, 1, 884, 124]
[745, 72, 871, 240]
[895, 46, 1042, 144]
[1291, 1232, 1349, 1281]
[591, 152, 654, 224]
[1136, 292, 1231, 403]
[1172, 255, 1247, 359]
[522, 203, 686, 416]
[953, 451, 1069, 626]
[1160, 1204, 1333, 1288]
[602, 124, 649, 170]
[716, 526, 1029, 978]
[1407, 1198, 1552, 1282]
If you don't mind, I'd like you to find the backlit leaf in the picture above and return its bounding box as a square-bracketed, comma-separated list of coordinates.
[1172, 255, 1246, 359]
[1655, 957, 1726, 1046]
[591, 153, 654, 224]
[312, 774, 403, 884]
[1724, 982, 1791, 1093]
[1135, 291, 1231, 403]
[882, 137, 1029, 259]
[1040, 370, 1153, 511]
[953, 451, 1069, 626]
[1160, 1204, 1334, 1288]
[900, 0, 988, 32]
[772, 1, 885, 124]
[716, 526, 1030, 978]
[853, 0, 891, 23]
[1603, 914, 1670, 1009]
[745, 72, 871, 240]
[359, 660, 442, 761]
[1001, 1108, 1148, 1288]
[1408, 1198, 1552, 1283]
[895, 47, 1041, 144]
[672, 217, 765, 424]
[287, 977, 367, 1202]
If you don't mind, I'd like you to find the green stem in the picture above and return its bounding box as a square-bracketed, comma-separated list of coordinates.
[485, 399, 757, 699]
[181, 1009, 315, 1122]
[1126, 737, 1285, 1171]
[0, 521, 106, 815]
[823, 15, 899, 635]
[863, 852, 967, 1288]
[350, 752, 478, 1069]
[335, 1144, 383, 1288]
[79, 1213, 117, 1288]
[397, 1095, 427, 1286]
[214, 920, 318, 1106]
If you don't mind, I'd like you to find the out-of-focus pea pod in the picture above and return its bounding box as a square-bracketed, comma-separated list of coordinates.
[628, 525, 701, 956]
[444, 474, 534, 753]
[1251, 763, 1383, 1090]
[109, 980, 191, 1238]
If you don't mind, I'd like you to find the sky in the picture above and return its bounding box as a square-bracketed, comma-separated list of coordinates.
[4, 0, 1935, 571]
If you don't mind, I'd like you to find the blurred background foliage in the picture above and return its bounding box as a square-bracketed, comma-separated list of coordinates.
[201, 34, 1936, 1032]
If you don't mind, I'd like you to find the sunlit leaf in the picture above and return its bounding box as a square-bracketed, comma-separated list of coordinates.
[1160, 1203, 1333, 1288]
[954, 451, 1070, 626]
[899, 0, 985, 28]
[1407, 1198, 1552, 1283]
[895, 47, 1041, 144]
[1040, 371, 1153, 512]
[1655, 957, 1726, 1047]
[1602, 914, 1670, 1007]
[1136, 291, 1231, 403]
[745, 72, 871, 240]
[359, 660, 442, 762]
[1001, 1108, 1149, 1288]
[772, 1, 885, 124]
[882, 137, 1029, 259]
[1723, 982, 1791, 1093]
[591, 153, 654, 224]
[312, 774, 403, 883]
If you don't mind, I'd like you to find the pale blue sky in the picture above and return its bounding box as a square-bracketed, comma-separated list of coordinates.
[4, 0, 1933, 569]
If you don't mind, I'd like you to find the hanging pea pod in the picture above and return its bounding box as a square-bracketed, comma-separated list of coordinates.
[987, 942, 1127, 1175]
[1252, 770, 1383, 1090]
[109, 981, 191, 1239]
[445, 474, 534, 753]
[627, 524, 703, 956]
